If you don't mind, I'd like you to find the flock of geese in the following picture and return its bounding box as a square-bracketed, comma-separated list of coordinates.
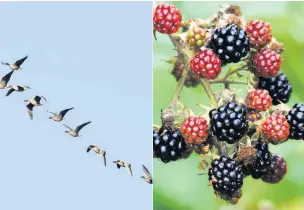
[1, 55, 153, 184]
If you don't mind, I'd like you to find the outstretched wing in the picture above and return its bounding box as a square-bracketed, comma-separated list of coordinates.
[63, 124, 72, 130]
[26, 103, 34, 120]
[142, 165, 152, 179]
[6, 88, 15, 97]
[75, 121, 91, 133]
[1, 71, 14, 83]
[40, 96, 47, 103]
[102, 151, 107, 167]
[87, 145, 95, 153]
[59, 107, 74, 118]
[14, 56, 28, 67]
[127, 166, 133, 177]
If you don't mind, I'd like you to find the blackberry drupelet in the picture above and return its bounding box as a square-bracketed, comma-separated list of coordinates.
[209, 101, 249, 144]
[208, 24, 250, 64]
[258, 72, 292, 105]
[208, 156, 244, 196]
[286, 103, 304, 140]
[245, 141, 271, 179]
[261, 154, 287, 184]
[153, 127, 188, 163]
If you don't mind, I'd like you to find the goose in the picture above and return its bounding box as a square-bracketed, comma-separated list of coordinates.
[6, 85, 30, 97]
[113, 160, 133, 177]
[2, 56, 28, 71]
[0, 71, 14, 89]
[141, 165, 152, 184]
[63, 121, 91, 137]
[24, 95, 47, 106]
[24, 96, 46, 120]
[87, 145, 106, 167]
[47, 107, 74, 122]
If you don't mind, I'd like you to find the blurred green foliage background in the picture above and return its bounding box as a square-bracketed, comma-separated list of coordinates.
[153, 1, 304, 210]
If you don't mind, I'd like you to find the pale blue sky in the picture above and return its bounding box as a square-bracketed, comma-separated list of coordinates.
[0, 2, 152, 210]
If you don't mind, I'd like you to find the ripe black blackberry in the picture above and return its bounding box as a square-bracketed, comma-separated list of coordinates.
[286, 103, 304, 140]
[258, 72, 292, 105]
[261, 154, 287, 184]
[209, 101, 249, 144]
[153, 127, 188, 163]
[245, 141, 271, 179]
[208, 156, 244, 196]
[208, 24, 250, 64]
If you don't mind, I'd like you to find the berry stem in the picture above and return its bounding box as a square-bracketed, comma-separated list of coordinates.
[210, 79, 248, 85]
[168, 33, 193, 109]
[224, 64, 249, 80]
[200, 79, 218, 108]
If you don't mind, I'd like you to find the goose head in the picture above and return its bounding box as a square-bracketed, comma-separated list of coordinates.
[25, 86, 31, 90]
[65, 130, 69, 133]
[49, 116, 52, 119]
[140, 176, 145, 179]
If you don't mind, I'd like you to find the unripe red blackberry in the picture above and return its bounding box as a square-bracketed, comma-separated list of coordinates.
[180, 116, 209, 145]
[208, 156, 244, 196]
[246, 20, 272, 49]
[246, 89, 272, 112]
[252, 49, 282, 78]
[153, 4, 182, 34]
[261, 154, 287, 184]
[190, 49, 222, 80]
[258, 115, 290, 145]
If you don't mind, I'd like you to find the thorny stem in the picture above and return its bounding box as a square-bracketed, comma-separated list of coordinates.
[168, 34, 192, 109]
[201, 79, 217, 108]
[210, 80, 248, 85]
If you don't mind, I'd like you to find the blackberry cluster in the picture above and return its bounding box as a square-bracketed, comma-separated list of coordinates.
[209, 101, 248, 144]
[286, 103, 304, 140]
[208, 24, 250, 64]
[258, 72, 292, 105]
[261, 154, 287, 184]
[208, 156, 244, 196]
[153, 127, 188, 163]
[245, 141, 271, 179]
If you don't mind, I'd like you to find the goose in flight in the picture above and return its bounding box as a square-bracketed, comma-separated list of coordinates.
[113, 160, 133, 177]
[2, 56, 28, 71]
[6, 85, 30, 97]
[24, 95, 47, 106]
[63, 121, 91, 137]
[47, 107, 74, 122]
[87, 145, 106, 167]
[0, 71, 14, 89]
[24, 96, 46, 120]
[141, 165, 153, 184]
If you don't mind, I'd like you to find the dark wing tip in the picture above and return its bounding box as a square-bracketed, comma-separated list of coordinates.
[6, 88, 14, 97]
[87, 145, 94, 153]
